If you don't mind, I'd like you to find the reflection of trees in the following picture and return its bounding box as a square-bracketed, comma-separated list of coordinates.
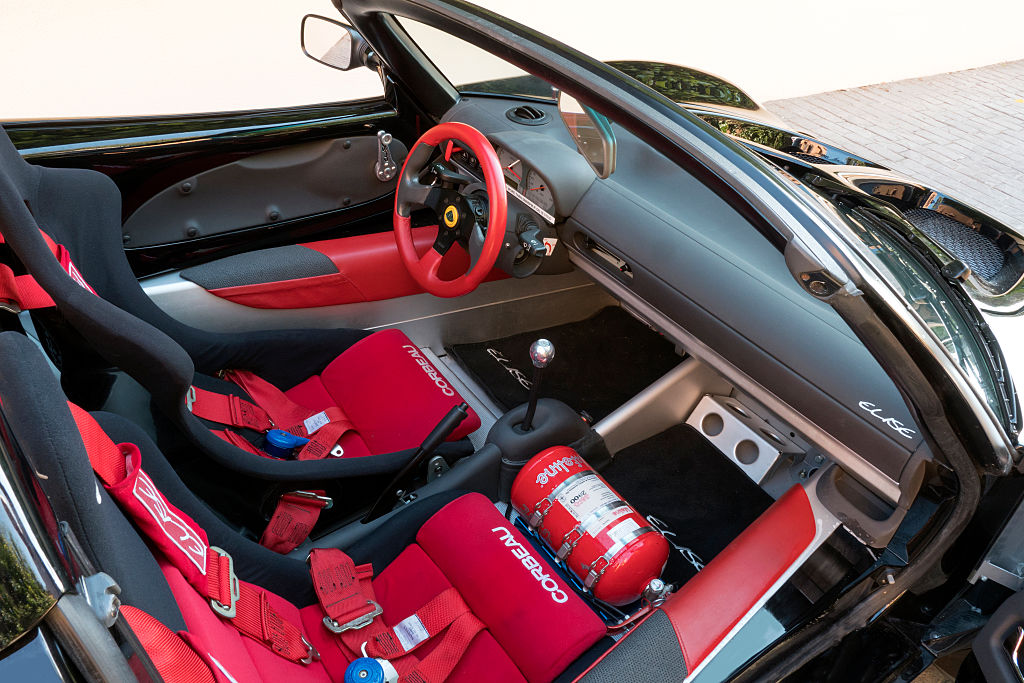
[0, 534, 54, 647]
[700, 115, 791, 149]
[609, 61, 758, 110]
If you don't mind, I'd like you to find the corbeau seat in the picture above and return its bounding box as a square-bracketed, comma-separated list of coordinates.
[0, 332, 607, 682]
[0, 126, 479, 532]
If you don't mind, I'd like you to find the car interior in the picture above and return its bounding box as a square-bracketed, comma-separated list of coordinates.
[0, 9, 940, 683]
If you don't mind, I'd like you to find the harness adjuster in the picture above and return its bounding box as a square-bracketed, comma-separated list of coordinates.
[323, 599, 383, 634]
[288, 490, 333, 510]
[208, 546, 240, 619]
[186, 386, 196, 413]
[300, 635, 320, 664]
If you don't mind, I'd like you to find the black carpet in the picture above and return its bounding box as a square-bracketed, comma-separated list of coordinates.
[448, 307, 682, 421]
[600, 424, 774, 587]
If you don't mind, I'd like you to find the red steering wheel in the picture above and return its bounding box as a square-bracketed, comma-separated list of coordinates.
[393, 122, 507, 298]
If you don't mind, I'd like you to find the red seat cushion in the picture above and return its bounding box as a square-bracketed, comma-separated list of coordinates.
[163, 494, 604, 683]
[417, 494, 607, 683]
[285, 329, 480, 456]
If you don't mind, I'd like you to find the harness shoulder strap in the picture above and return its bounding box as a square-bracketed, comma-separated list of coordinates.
[0, 230, 96, 313]
[68, 403, 318, 666]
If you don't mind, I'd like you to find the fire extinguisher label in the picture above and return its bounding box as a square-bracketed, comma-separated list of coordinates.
[556, 474, 621, 523]
[607, 518, 641, 545]
[586, 504, 632, 539]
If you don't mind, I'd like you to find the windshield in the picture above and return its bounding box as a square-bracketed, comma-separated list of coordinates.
[397, 18, 554, 100]
[838, 204, 1013, 428]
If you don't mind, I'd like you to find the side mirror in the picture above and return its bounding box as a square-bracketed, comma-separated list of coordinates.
[301, 14, 371, 71]
[557, 92, 617, 178]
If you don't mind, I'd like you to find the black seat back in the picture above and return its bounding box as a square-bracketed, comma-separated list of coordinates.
[0, 331, 185, 628]
[0, 128, 420, 480]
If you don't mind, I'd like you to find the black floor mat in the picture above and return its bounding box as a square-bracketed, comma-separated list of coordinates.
[600, 424, 774, 587]
[448, 307, 681, 421]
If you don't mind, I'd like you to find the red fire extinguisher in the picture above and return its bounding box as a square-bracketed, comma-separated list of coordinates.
[510, 446, 669, 606]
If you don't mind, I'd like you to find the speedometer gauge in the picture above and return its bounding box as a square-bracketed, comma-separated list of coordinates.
[525, 170, 554, 214]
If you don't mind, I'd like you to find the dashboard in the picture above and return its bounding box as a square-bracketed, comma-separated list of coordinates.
[441, 95, 926, 501]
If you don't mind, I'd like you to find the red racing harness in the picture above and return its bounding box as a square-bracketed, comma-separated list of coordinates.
[187, 369, 361, 553]
[0, 230, 96, 312]
[70, 403, 480, 683]
[0, 227, 343, 555]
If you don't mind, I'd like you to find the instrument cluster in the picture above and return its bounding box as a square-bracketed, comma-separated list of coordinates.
[450, 145, 555, 224]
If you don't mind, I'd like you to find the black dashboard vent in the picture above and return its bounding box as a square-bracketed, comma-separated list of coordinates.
[505, 105, 550, 126]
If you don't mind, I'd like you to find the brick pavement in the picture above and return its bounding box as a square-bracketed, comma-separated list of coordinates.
[766, 61, 1024, 232]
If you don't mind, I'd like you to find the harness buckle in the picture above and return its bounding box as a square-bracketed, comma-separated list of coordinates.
[208, 546, 240, 619]
[323, 599, 383, 633]
[0, 299, 22, 315]
[186, 386, 196, 413]
[288, 490, 333, 510]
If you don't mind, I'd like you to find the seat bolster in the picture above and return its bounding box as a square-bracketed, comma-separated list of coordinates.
[416, 493, 605, 683]
[659, 484, 817, 672]
[318, 329, 481, 454]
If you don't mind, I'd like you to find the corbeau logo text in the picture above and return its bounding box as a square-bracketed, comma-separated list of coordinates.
[492, 526, 568, 604]
[133, 470, 208, 573]
[535, 454, 587, 486]
[403, 345, 456, 397]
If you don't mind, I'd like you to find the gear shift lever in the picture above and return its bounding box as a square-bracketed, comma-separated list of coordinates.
[521, 338, 555, 432]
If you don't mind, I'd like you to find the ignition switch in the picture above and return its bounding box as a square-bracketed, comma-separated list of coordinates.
[516, 214, 546, 257]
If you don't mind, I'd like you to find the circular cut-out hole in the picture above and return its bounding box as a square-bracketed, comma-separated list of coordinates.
[760, 428, 785, 446]
[726, 402, 750, 418]
[701, 412, 724, 437]
[735, 439, 760, 465]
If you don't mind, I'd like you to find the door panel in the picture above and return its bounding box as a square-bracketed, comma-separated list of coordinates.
[123, 135, 407, 248]
[5, 98, 421, 276]
[178, 226, 507, 309]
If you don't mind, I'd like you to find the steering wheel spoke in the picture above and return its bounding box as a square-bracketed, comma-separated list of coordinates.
[432, 225, 459, 256]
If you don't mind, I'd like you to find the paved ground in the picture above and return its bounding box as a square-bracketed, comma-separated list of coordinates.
[766, 60, 1024, 232]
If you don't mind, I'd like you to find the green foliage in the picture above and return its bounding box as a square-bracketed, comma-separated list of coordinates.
[609, 61, 758, 110]
[0, 534, 55, 648]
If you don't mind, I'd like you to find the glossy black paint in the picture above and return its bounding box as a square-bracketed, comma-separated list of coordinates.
[3, 89, 431, 275]
[0, 629, 75, 683]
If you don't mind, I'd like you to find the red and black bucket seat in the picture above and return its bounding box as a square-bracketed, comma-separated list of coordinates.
[0, 125, 480, 537]
[0, 331, 607, 682]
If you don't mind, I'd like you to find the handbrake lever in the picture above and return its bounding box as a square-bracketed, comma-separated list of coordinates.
[362, 402, 469, 524]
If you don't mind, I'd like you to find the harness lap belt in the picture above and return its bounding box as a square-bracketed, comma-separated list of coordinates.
[189, 370, 356, 554]
[0, 229, 96, 313]
[309, 548, 483, 683]
[70, 403, 484, 682]
[189, 369, 355, 461]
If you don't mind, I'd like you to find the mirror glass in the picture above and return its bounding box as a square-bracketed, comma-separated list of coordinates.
[302, 14, 357, 71]
[557, 92, 616, 178]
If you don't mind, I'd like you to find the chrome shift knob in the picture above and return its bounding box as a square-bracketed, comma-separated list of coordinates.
[530, 339, 555, 369]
